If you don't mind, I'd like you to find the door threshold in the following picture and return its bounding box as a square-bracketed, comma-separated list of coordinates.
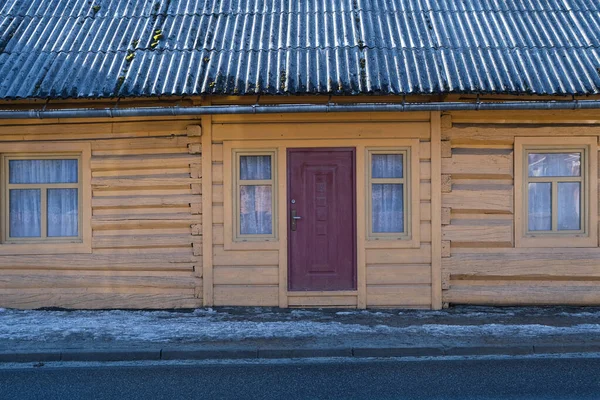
[287, 291, 357, 297]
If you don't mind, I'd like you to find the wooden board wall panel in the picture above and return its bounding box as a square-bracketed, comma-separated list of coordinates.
[420, 161, 431, 180]
[213, 267, 279, 285]
[421, 202, 432, 221]
[213, 246, 279, 266]
[91, 136, 200, 151]
[366, 245, 432, 264]
[441, 153, 513, 178]
[367, 264, 432, 285]
[213, 122, 430, 141]
[213, 285, 279, 306]
[449, 110, 600, 125]
[212, 144, 224, 162]
[94, 227, 192, 236]
[213, 205, 224, 224]
[443, 187, 513, 212]
[92, 195, 200, 207]
[212, 112, 431, 124]
[444, 284, 600, 305]
[367, 285, 432, 307]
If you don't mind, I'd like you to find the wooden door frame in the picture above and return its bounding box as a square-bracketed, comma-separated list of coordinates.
[286, 147, 357, 292]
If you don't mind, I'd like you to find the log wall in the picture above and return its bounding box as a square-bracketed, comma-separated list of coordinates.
[0, 117, 203, 309]
[441, 110, 600, 306]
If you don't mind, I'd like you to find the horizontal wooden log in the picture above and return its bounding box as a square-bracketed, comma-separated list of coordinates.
[92, 177, 200, 187]
[443, 125, 600, 145]
[92, 218, 198, 229]
[442, 222, 513, 244]
[0, 272, 196, 289]
[92, 169, 191, 178]
[213, 285, 278, 306]
[442, 153, 513, 179]
[92, 235, 193, 249]
[367, 285, 431, 307]
[443, 187, 513, 212]
[92, 195, 200, 207]
[444, 284, 600, 305]
[92, 136, 199, 151]
[91, 155, 199, 171]
[444, 249, 600, 278]
[367, 264, 431, 285]
[0, 292, 201, 309]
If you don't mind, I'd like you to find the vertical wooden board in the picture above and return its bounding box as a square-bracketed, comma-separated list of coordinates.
[201, 113, 214, 306]
[356, 144, 367, 308]
[430, 112, 442, 310]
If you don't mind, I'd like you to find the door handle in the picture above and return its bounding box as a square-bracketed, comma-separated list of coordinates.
[291, 209, 302, 231]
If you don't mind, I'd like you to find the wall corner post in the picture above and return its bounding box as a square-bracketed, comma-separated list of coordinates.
[430, 111, 443, 310]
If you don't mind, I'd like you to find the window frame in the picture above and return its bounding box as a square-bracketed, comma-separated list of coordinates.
[515, 137, 598, 248]
[224, 147, 279, 250]
[365, 142, 421, 249]
[366, 148, 411, 240]
[0, 142, 92, 255]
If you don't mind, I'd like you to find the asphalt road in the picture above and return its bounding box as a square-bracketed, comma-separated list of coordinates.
[1, 356, 600, 400]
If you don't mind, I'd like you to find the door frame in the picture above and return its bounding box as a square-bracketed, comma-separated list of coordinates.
[286, 147, 357, 292]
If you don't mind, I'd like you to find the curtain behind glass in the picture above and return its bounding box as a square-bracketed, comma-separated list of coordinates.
[8, 159, 78, 238]
[372, 184, 404, 233]
[239, 155, 272, 235]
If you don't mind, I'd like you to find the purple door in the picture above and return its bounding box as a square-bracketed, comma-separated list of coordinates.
[287, 148, 356, 291]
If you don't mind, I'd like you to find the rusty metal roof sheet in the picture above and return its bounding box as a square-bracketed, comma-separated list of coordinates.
[1, 0, 599, 99]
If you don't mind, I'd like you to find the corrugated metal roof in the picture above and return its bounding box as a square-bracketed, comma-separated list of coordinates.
[1, 0, 599, 99]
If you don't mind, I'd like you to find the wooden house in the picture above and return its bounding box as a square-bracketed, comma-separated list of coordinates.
[0, 0, 599, 310]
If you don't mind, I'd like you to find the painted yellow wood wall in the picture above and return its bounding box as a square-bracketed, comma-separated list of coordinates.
[206, 111, 436, 308]
[441, 110, 600, 305]
[0, 117, 203, 309]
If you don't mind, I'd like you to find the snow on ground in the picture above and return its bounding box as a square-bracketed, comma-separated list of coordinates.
[0, 307, 599, 343]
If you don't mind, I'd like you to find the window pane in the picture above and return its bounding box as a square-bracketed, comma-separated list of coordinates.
[558, 182, 581, 230]
[528, 153, 581, 177]
[240, 185, 272, 235]
[47, 189, 79, 237]
[372, 154, 403, 178]
[9, 189, 41, 237]
[528, 182, 551, 231]
[9, 159, 78, 184]
[240, 156, 271, 180]
[372, 184, 404, 233]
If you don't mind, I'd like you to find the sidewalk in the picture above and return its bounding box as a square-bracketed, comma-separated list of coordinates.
[1, 306, 600, 363]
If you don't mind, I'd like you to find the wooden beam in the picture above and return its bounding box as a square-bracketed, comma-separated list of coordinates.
[430, 112, 443, 310]
[201, 110, 214, 306]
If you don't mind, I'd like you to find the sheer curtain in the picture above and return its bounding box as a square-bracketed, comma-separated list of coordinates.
[371, 154, 404, 233]
[527, 153, 581, 232]
[9, 159, 78, 238]
[239, 156, 272, 235]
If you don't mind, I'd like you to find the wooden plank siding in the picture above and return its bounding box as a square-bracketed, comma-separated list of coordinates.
[441, 111, 600, 306]
[0, 119, 203, 309]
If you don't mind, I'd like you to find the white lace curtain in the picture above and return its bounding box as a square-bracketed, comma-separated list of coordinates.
[371, 154, 404, 233]
[9, 159, 78, 238]
[239, 156, 272, 235]
[527, 153, 581, 231]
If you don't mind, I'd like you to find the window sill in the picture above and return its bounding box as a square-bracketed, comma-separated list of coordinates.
[365, 237, 420, 249]
[0, 242, 92, 255]
[224, 239, 279, 251]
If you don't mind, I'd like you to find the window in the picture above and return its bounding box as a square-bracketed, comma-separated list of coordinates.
[367, 148, 411, 240]
[515, 137, 598, 248]
[0, 143, 91, 254]
[233, 150, 277, 241]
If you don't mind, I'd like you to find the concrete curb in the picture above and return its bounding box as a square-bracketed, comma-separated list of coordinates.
[1, 344, 599, 364]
